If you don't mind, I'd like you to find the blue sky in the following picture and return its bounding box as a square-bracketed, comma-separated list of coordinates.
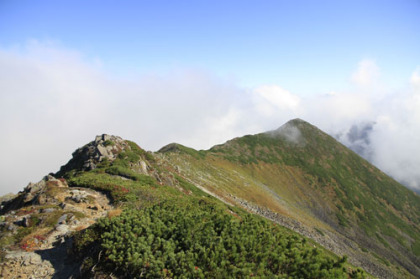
[2, 0, 419, 91]
[1, 1, 420, 194]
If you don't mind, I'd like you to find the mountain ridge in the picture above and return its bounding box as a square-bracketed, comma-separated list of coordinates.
[160, 118, 420, 277]
[1, 118, 419, 278]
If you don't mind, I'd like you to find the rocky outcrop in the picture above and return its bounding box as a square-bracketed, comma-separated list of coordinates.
[0, 176, 113, 278]
[56, 134, 127, 176]
[0, 175, 68, 214]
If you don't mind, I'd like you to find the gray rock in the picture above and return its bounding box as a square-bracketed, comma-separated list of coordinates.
[55, 224, 69, 233]
[22, 217, 31, 227]
[57, 214, 68, 225]
[22, 178, 47, 203]
[83, 159, 97, 170]
[88, 205, 99, 211]
[59, 203, 67, 209]
[23, 193, 35, 203]
[70, 190, 88, 203]
[37, 194, 47, 205]
[97, 144, 111, 159]
[56, 134, 126, 175]
[41, 207, 56, 213]
[0, 193, 17, 204]
[72, 195, 83, 203]
[140, 160, 148, 174]
[5, 251, 43, 265]
[24, 180, 46, 194]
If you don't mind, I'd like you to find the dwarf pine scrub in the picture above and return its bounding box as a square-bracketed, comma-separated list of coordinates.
[76, 198, 364, 278]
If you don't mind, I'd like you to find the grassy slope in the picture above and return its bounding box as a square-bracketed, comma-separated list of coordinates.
[57, 138, 367, 278]
[159, 119, 420, 278]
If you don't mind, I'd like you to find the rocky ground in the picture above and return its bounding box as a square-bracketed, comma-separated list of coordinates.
[0, 176, 113, 279]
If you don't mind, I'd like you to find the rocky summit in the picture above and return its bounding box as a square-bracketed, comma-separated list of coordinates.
[1, 119, 419, 278]
[56, 134, 127, 175]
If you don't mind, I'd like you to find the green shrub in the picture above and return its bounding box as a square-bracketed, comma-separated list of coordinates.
[81, 200, 363, 278]
[103, 140, 115, 147]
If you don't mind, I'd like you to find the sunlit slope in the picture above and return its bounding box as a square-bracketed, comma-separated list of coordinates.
[159, 119, 420, 278]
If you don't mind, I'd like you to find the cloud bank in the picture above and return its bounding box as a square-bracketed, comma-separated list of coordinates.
[1, 42, 419, 194]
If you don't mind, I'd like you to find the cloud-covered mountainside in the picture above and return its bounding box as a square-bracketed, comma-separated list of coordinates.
[1, 119, 419, 278]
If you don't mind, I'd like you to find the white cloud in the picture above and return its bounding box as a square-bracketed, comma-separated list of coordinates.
[367, 71, 420, 189]
[0, 42, 116, 195]
[410, 68, 420, 88]
[0, 42, 251, 195]
[254, 85, 300, 116]
[368, 113, 420, 189]
[305, 92, 372, 126]
[351, 59, 380, 87]
[1, 42, 419, 194]
[304, 63, 420, 191]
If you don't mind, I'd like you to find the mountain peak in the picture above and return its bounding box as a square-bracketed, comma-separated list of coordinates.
[55, 134, 129, 177]
[267, 119, 311, 146]
[275, 118, 321, 134]
[285, 118, 307, 125]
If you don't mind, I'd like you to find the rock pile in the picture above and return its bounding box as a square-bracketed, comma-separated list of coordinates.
[56, 134, 127, 176]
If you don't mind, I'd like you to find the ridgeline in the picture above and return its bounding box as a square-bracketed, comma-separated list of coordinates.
[1, 119, 419, 278]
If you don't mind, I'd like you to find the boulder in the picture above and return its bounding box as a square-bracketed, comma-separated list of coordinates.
[37, 194, 47, 205]
[57, 214, 68, 225]
[140, 160, 148, 174]
[70, 190, 88, 203]
[23, 179, 46, 203]
[22, 217, 31, 227]
[41, 208, 56, 214]
[7, 223, 17, 232]
[55, 224, 69, 234]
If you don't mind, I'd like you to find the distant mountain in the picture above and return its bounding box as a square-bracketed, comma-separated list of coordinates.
[1, 119, 419, 278]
